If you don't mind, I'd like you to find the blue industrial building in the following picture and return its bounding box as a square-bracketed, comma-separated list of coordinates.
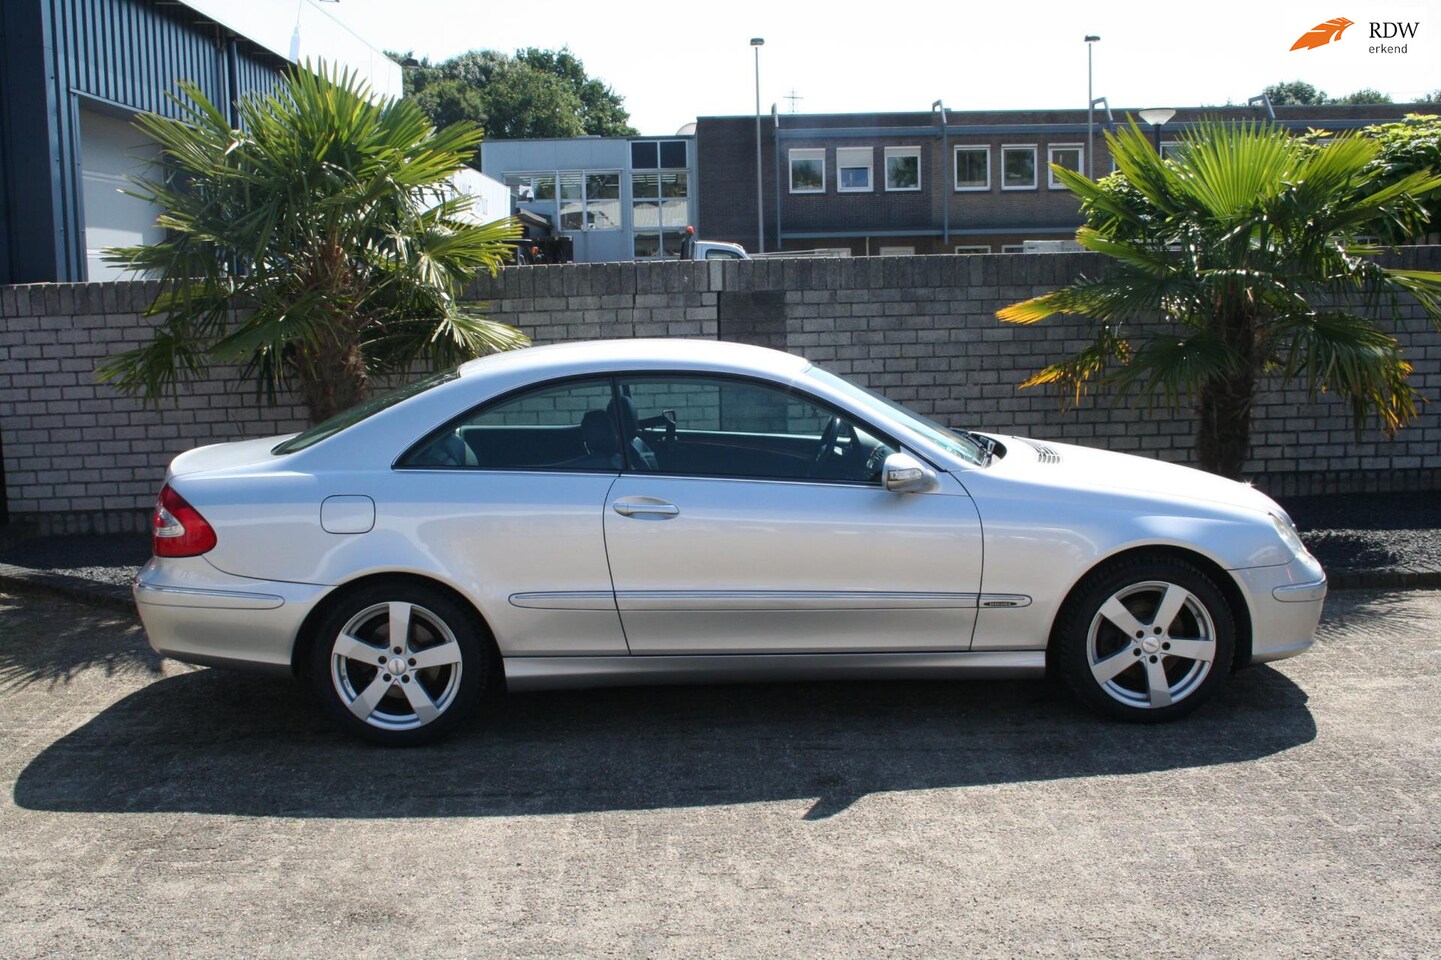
[0, 0, 399, 285]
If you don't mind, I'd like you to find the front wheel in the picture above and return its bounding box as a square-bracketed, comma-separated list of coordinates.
[1053, 557, 1236, 722]
[308, 582, 493, 745]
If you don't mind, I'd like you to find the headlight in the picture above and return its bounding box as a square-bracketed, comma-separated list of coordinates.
[1269, 512, 1309, 560]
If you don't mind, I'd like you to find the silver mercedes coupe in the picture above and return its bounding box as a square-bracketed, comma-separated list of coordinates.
[134, 339, 1326, 745]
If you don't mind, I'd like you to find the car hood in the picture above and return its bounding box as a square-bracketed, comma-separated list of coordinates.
[977, 434, 1282, 516]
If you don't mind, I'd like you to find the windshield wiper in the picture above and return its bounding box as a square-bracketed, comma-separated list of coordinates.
[952, 427, 996, 466]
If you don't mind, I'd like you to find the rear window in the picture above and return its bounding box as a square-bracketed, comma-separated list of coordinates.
[271, 370, 459, 455]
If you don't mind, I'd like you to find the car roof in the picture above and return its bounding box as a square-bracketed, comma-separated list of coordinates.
[453, 338, 811, 381]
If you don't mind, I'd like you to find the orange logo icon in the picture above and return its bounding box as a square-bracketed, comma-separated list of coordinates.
[1291, 16, 1355, 50]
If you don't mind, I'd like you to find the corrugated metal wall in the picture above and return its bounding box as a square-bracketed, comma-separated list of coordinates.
[0, 0, 287, 285]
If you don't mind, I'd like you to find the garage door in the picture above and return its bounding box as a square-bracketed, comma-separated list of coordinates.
[79, 107, 162, 281]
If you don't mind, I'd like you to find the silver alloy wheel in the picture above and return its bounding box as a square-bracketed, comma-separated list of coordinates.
[1085, 579, 1217, 709]
[329, 601, 464, 731]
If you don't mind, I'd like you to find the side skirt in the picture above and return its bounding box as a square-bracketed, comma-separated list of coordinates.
[502, 650, 1046, 692]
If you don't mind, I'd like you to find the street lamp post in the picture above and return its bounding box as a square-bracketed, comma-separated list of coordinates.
[1084, 35, 1100, 178]
[1138, 107, 1176, 155]
[932, 99, 948, 248]
[751, 38, 765, 254]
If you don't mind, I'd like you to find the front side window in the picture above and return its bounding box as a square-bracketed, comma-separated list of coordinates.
[1002, 146, 1037, 189]
[789, 149, 825, 193]
[885, 147, 921, 191]
[399, 378, 622, 471]
[617, 375, 895, 484]
[1048, 145, 1083, 188]
[954, 146, 989, 190]
[836, 147, 873, 192]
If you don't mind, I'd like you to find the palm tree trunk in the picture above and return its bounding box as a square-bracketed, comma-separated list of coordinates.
[1196, 371, 1254, 479]
[295, 337, 369, 424]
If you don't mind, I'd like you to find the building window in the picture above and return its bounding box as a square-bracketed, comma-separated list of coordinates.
[633, 170, 689, 259]
[503, 173, 559, 227]
[789, 149, 825, 193]
[954, 245, 991, 254]
[885, 147, 921, 191]
[1160, 141, 1186, 161]
[1048, 145, 1082, 188]
[877, 245, 915, 256]
[631, 140, 688, 170]
[1001, 146, 1036, 190]
[1001, 244, 1026, 253]
[953, 146, 989, 191]
[555, 171, 622, 232]
[836, 147, 873, 192]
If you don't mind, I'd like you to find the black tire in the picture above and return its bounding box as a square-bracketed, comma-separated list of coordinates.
[1053, 555, 1235, 722]
[307, 581, 493, 746]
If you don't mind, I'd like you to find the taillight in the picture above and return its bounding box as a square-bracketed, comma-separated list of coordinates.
[152, 483, 218, 557]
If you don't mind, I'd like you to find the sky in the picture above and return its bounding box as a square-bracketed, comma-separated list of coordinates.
[321, 0, 1438, 135]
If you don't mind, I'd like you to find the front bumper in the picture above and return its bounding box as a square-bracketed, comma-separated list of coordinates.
[134, 557, 331, 675]
[1233, 550, 1327, 665]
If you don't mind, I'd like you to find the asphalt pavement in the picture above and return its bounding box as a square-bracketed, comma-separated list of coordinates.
[1, 587, 1438, 958]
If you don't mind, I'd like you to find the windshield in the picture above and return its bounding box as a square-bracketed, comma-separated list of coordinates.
[271, 369, 460, 455]
[804, 366, 988, 466]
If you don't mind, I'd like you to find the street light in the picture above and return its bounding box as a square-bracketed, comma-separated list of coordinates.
[751, 38, 765, 254]
[1138, 107, 1176, 154]
[932, 99, 949, 248]
[1085, 35, 1100, 178]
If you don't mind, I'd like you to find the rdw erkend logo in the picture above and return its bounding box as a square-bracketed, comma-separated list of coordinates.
[1290, 16, 1420, 52]
[1291, 17, 1354, 50]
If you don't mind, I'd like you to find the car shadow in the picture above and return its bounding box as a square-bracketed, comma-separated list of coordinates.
[13, 665, 1315, 820]
[0, 597, 162, 692]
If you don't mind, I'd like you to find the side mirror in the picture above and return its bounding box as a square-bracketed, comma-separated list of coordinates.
[882, 451, 940, 494]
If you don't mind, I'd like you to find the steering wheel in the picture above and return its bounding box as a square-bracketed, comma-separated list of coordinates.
[811, 416, 864, 478]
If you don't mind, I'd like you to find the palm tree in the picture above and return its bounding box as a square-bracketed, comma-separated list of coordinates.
[998, 119, 1441, 479]
[99, 64, 527, 424]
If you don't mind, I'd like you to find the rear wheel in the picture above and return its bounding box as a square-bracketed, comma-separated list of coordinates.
[308, 582, 492, 745]
[1054, 556, 1235, 722]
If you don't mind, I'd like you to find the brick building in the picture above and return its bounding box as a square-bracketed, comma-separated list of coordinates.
[697, 102, 1424, 257]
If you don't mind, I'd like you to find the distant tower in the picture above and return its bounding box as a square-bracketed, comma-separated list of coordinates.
[785, 89, 804, 113]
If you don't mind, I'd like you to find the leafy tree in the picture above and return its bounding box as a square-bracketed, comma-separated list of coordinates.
[1418, 89, 1441, 104]
[99, 65, 527, 424]
[395, 47, 636, 145]
[996, 120, 1441, 479]
[1361, 113, 1441, 240]
[1264, 80, 1329, 105]
[1338, 88, 1393, 104]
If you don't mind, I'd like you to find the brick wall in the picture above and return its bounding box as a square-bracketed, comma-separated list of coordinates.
[3, 248, 1441, 533]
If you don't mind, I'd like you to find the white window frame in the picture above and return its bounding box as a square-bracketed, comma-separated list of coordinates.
[1047, 144, 1083, 189]
[953, 146, 990, 191]
[877, 245, 915, 256]
[836, 147, 873, 193]
[884, 146, 922, 192]
[954, 245, 990, 255]
[1001, 145, 1037, 191]
[1160, 141, 1183, 160]
[789, 148, 826, 194]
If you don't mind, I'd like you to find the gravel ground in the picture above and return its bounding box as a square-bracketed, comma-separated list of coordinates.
[1, 588, 1438, 958]
[1, 491, 1437, 587]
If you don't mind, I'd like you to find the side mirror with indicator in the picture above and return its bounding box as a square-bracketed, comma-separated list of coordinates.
[882, 451, 940, 494]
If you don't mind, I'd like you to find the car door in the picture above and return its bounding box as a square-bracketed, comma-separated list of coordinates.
[602, 374, 984, 654]
[395, 376, 627, 656]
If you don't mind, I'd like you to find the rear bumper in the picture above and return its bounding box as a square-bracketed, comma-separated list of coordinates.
[1233, 551, 1327, 665]
[134, 557, 330, 675]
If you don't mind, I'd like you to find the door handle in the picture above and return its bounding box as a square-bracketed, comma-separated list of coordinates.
[613, 500, 680, 518]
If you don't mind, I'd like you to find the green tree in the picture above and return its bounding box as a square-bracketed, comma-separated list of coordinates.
[1338, 88, 1393, 104]
[996, 120, 1441, 479]
[1362, 113, 1441, 239]
[1263, 80, 1329, 105]
[395, 47, 636, 144]
[99, 65, 527, 424]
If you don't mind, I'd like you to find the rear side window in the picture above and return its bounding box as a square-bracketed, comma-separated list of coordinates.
[399, 378, 621, 471]
[272, 370, 459, 455]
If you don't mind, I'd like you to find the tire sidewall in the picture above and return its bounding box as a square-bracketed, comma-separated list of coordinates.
[308, 582, 490, 746]
[1055, 557, 1236, 723]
